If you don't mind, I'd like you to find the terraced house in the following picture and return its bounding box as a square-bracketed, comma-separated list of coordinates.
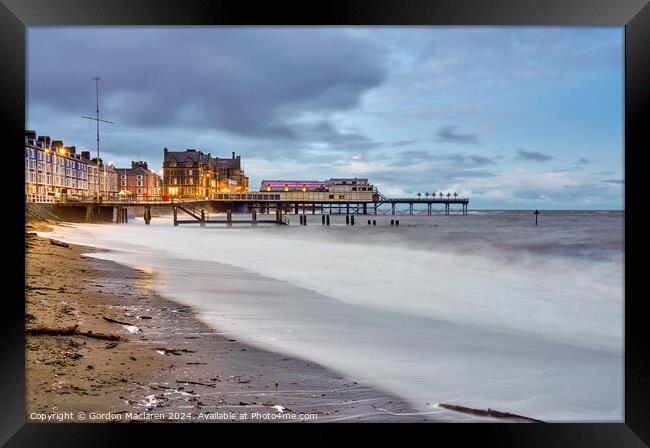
[25, 130, 119, 202]
[162, 148, 248, 199]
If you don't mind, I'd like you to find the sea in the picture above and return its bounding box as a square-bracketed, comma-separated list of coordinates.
[42, 210, 624, 422]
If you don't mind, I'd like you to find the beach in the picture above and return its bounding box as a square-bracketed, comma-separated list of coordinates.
[25, 210, 624, 423]
[25, 218, 426, 423]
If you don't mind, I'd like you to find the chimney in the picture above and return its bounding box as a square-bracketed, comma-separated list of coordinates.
[81, 151, 90, 160]
[232, 152, 235, 159]
[66, 146, 76, 155]
[25, 130, 36, 143]
[38, 136, 51, 147]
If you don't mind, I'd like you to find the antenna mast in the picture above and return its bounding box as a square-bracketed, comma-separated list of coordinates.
[82, 76, 113, 202]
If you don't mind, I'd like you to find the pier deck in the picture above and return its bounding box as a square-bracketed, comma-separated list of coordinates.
[38, 194, 469, 225]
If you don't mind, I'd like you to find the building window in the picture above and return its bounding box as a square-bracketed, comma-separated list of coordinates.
[329, 194, 334, 199]
[339, 195, 345, 199]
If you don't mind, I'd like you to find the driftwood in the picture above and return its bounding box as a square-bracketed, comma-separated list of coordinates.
[154, 347, 196, 355]
[75, 330, 124, 341]
[26, 324, 78, 336]
[102, 316, 134, 326]
[176, 379, 217, 387]
[49, 239, 69, 248]
[438, 403, 545, 423]
[26, 325, 126, 341]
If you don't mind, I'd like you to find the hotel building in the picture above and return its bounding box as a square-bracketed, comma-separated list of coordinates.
[162, 148, 249, 199]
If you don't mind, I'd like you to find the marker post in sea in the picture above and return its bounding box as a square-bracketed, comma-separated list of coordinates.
[534, 209, 540, 226]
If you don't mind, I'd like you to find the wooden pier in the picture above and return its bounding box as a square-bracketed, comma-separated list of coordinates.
[48, 192, 469, 226]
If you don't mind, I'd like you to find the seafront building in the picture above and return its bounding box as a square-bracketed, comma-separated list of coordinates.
[25, 130, 120, 202]
[162, 148, 249, 199]
[259, 178, 377, 202]
[116, 161, 162, 200]
[25, 130, 119, 202]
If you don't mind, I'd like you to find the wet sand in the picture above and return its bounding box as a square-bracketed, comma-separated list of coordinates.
[25, 219, 431, 423]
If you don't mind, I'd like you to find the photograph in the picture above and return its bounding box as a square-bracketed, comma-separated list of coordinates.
[2, 0, 647, 441]
[21, 24, 627, 425]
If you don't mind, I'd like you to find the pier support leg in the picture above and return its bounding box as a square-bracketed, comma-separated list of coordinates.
[145, 206, 151, 225]
[428, 203, 431, 216]
[326, 215, 330, 226]
[410, 203, 413, 215]
[252, 209, 257, 226]
[391, 203, 395, 215]
[123, 208, 128, 223]
[346, 204, 349, 215]
[227, 209, 232, 227]
[374, 203, 377, 215]
[173, 207, 178, 226]
[200, 209, 205, 227]
[363, 203, 367, 215]
[312, 204, 315, 214]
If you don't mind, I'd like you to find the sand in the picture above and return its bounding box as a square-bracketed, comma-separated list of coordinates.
[25, 219, 430, 423]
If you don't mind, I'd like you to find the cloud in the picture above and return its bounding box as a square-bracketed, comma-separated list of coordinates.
[516, 149, 553, 162]
[28, 28, 388, 142]
[436, 125, 479, 145]
[389, 151, 497, 167]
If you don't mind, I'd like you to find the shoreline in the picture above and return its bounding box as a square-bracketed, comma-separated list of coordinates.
[25, 218, 430, 423]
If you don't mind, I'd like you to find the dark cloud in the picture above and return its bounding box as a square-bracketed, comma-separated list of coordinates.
[28, 28, 387, 144]
[516, 149, 553, 162]
[603, 179, 624, 184]
[436, 125, 479, 145]
[578, 158, 591, 164]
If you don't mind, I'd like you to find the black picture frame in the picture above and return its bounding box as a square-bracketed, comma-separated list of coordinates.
[2, 0, 647, 445]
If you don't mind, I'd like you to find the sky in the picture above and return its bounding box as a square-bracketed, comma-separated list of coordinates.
[27, 27, 624, 209]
